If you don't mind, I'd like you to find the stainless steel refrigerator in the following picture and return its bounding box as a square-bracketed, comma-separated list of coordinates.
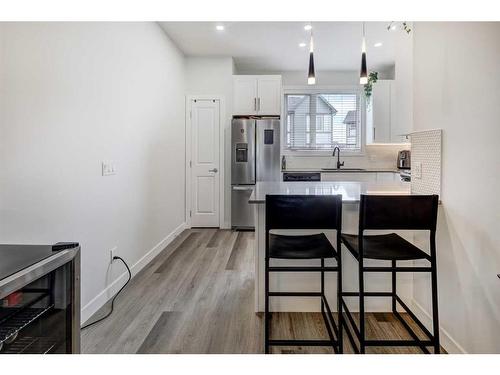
[231, 118, 280, 229]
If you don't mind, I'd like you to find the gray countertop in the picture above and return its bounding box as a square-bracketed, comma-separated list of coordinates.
[281, 168, 401, 173]
[249, 181, 411, 204]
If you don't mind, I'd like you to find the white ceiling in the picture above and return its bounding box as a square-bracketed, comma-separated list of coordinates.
[159, 22, 398, 73]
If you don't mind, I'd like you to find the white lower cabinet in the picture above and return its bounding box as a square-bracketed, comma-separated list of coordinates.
[321, 173, 376, 182]
[376, 172, 397, 182]
[321, 172, 398, 182]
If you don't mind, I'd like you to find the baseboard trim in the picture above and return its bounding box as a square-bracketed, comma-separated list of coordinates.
[81, 222, 188, 324]
[410, 299, 467, 354]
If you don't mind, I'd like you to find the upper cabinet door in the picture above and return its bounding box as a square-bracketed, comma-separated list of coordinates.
[256, 76, 282, 116]
[233, 76, 258, 115]
[372, 80, 393, 143]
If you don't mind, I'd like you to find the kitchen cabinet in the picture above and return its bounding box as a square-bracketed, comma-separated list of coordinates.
[233, 76, 258, 115]
[321, 172, 376, 182]
[376, 172, 398, 182]
[233, 75, 282, 116]
[367, 79, 412, 144]
[367, 80, 394, 143]
[320, 172, 399, 182]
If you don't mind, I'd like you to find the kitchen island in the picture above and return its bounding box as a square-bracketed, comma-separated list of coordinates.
[249, 180, 416, 313]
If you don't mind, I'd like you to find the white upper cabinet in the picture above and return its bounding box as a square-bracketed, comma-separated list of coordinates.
[366, 78, 412, 144]
[233, 76, 258, 115]
[368, 79, 393, 143]
[256, 76, 282, 115]
[233, 75, 282, 116]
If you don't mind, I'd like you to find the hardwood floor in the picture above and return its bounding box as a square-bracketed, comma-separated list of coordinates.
[81, 228, 441, 354]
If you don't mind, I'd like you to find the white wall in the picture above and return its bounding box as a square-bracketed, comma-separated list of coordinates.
[0, 22, 187, 323]
[412, 22, 500, 353]
[185, 57, 234, 227]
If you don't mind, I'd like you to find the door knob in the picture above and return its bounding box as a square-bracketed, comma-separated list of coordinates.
[209, 168, 218, 173]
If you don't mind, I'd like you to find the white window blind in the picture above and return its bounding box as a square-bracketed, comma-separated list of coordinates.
[285, 92, 361, 151]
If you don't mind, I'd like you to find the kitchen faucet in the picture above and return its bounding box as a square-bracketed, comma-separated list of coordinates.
[332, 146, 345, 169]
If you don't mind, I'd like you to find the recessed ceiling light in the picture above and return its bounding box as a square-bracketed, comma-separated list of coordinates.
[390, 25, 397, 30]
[304, 25, 312, 31]
[299, 42, 306, 47]
[215, 25, 225, 31]
[374, 42, 383, 47]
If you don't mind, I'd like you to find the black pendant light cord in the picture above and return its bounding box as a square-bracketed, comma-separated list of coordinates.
[81, 256, 131, 330]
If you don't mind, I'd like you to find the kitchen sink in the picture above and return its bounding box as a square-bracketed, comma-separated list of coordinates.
[321, 168, 366, 171]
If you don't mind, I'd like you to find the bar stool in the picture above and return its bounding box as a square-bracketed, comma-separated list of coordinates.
[340, 194, 440, 354]
[265, 194, 343, 354]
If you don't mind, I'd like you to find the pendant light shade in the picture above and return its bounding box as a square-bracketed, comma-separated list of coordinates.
[360, 22, 368, 85]
[308, 32, 316, 85]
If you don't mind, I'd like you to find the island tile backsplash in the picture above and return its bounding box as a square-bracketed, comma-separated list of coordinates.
[410, 129, 442, 196]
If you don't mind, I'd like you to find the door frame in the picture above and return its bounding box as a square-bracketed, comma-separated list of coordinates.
[185, 95, 225, 228]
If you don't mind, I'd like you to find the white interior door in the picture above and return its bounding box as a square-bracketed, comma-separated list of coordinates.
[190, 99, 220, 227]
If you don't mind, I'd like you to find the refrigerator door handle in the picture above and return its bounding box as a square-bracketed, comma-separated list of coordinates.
[232, 186, 254, 191]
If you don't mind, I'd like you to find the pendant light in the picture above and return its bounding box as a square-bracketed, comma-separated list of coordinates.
[307, 27, 316, 85]
[359, 22, 368, 85]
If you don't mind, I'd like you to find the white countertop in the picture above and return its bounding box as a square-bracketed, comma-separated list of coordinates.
[249, 181, 411, 204]
[281, 168, 401, 173]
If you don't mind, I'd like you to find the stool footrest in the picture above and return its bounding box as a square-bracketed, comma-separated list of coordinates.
[363, 266, 432, 272]
[342, 291, 393, 297]
[269, 266, 338, 272]
[269, 291, 322, 297]
[269, 339, 338, 347]
[365, 339, 434, 347]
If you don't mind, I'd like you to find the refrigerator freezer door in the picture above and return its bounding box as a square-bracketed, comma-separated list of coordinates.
[231, 119, 256, 185]
[256, 119, 281, 182]
[231, 185, 255, 229]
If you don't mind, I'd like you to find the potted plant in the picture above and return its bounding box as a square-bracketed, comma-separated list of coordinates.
[364, 71, 378, 108]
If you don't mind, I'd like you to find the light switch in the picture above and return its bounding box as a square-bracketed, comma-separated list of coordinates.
[414, 162, 422, 179]
[102, 161, 117, 176]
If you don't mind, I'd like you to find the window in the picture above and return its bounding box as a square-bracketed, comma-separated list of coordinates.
[285, 92, 362, 152]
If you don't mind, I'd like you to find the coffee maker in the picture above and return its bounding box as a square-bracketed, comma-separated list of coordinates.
[397, 150, 411, 169]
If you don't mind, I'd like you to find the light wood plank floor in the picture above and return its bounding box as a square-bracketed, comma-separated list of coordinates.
[82, 229, 442, 354]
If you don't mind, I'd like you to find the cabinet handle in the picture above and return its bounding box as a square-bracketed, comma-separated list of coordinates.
[254, 98, 257, 111]
[258, 97, 261, 111]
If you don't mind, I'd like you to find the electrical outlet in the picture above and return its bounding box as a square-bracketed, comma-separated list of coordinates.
[102, 161, 117, 176]
[414, 162, 422, 179]
[110, 247, 117, 263]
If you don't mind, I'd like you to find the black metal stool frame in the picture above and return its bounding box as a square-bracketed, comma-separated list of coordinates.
[340, 194, 440, 354]
[264, 194, 343, 354]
